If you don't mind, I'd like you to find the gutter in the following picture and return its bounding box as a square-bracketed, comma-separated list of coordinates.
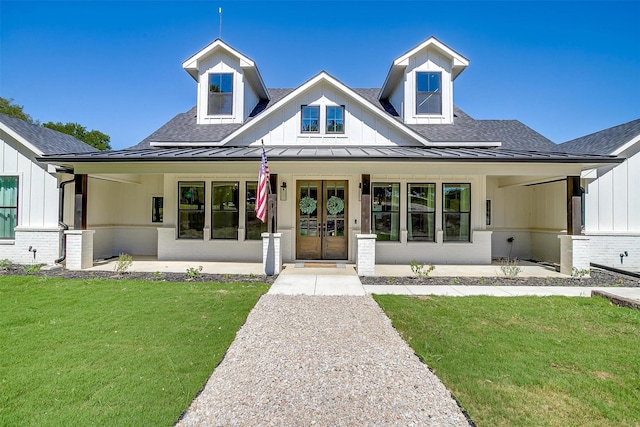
[55, 177, 75, 264]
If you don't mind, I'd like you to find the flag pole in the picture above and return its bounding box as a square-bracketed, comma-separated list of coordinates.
[261, 139, 271, 194]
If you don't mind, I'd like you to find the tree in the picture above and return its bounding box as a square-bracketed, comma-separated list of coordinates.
[0, 97, 33, 123]
[42, 122, 111, 151]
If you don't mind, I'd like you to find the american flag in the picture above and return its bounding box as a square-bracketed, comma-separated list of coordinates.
[255, 145, 270, 223]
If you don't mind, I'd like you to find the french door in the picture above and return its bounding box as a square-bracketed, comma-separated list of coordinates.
[296, 180, 348, 260]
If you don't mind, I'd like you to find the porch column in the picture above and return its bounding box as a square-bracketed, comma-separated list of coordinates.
[262, 232, 282, 276]
[567, 176, 582, 235]
[558, 235, 590, 277]
[360, 174, 371, 233]
[65, 229, 95, 270]
[356, 233, 377, 276]
[74, 174, 88, 230]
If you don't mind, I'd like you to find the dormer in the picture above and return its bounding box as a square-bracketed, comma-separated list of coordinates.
[182, 39, 270, 125]
[378, 37, 469, 125]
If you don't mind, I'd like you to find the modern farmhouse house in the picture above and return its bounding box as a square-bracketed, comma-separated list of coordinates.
[36, 37, 623, 274]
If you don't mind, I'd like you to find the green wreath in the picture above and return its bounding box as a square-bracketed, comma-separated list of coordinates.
[326, 196, 344, 215]
[299, 196, 317, 215]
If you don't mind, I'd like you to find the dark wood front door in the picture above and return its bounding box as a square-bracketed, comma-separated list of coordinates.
[296, 180, 348, 260]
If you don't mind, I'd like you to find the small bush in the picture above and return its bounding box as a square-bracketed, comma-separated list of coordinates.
[410, 259, 435, 278]
[500, 258, 522, 279]
[571, 267, 590, 278]
[185, 266, 203, 281]
[23, 264, 41, 275]
[0, 259, 12, 271]
[114, 253, 133, 274]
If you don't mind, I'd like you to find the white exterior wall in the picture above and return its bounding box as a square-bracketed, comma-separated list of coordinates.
[399, 49, 454, 125]
[86, 174, 163, 259]
[487, 177, 566, 263]
[196, 51, 255, 124]
[0, 129, 61, 264]
[230, 82, 419, 147]
[584, 145, 640, 269]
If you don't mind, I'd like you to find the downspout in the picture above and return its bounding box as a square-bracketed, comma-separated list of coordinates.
[55, 177, 76, 264]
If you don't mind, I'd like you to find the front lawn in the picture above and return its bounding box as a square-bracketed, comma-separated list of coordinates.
[0, 276, 269, 426]
[374, 295, 640, 426]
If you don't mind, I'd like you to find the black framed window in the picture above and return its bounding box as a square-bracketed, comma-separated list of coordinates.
[208, 73, 233, 115]
[326, 105, 344, 133]
[0, 176, 18, 239]
[416, 72, 442, 115]
[301, 105, 320, 133]
[443, 183, 471, 242]
[246, 182, 267, 240]
[407, 183, 435, 241]
[211, 182, 239, 239]
[178, 182, 205, 239]
[152, 197, 163, 223]
[372, 183, 400, 241]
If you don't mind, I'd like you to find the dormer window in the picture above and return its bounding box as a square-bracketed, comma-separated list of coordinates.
[301, 105, 320, 133]
[416, 72, 441, 115]
[326, 106, 345, 133]
[208, 73, 233, 115]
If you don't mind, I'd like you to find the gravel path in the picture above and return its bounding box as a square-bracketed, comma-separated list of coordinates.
[177, 295, 469, 426]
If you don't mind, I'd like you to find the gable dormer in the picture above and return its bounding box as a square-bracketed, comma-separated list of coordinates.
[378, 37, 469, 125]
[182, 39, 269, 125]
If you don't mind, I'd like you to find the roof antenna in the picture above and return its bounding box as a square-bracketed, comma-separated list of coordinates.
[218, 7, 222, 39]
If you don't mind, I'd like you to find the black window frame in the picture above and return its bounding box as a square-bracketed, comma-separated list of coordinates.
[443, 183, 471, 242]
[407, 183, 436, 242]
[326, 105, 345, 134]
[178, 181, 205, 240]
[208, 73, 233, 116]
[416, 71, 442, 115]
[245, 181, 267, 240]
[301, 105, 320, 133]
[211, 181, 239, 240]
[152, 196, 163, 223]
[0, 176, 18, 240]
[371, 182, 400, 241]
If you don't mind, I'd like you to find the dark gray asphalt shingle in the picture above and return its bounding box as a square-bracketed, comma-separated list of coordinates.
[557, 118, 640, 155]
[0, 113, 98, 154]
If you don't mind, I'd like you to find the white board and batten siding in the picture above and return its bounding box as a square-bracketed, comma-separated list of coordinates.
[584, 146, 640, 269]
[0, 130, 60, 264]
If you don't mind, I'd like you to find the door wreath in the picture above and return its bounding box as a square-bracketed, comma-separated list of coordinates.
[326, 196, 344, 215]
[299, 196, 317, 215]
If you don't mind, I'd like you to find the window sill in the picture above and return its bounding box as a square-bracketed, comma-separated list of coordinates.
[0, 239, 15, 245]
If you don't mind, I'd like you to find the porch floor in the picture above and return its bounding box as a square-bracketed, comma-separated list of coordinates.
[86, 256, 563, 277]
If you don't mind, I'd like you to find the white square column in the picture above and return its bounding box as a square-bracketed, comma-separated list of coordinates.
[262, 233, 282, 276]
[356, 234, 377, 276]
[558, 235, 590, 277]
[65, 230, 95, 270]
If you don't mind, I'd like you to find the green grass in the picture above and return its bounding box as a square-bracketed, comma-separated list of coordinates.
[374, 295, 640, 426]
[0, 276, 269, 426]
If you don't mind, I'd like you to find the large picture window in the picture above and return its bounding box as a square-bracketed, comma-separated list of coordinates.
[326, 105, 345, 133]
[408, 183, 435, 241]
[178, 182, 205, 239]
[301, 105, 320, 133]
[443, 183, 471, 242]
[416, 72, 442, 115]
[211, 182, 239, 239]
[246, 182, 267, 240]
[372, 183, 400, 241]
[0, 176, 18, 239]
[208, 73, 233, 115]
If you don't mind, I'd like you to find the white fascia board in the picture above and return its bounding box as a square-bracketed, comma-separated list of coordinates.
[0, 123, 44, 157]
[218, 71, 433, 146]
[150, 141, 225, 147]
[611, 133, 640, 156]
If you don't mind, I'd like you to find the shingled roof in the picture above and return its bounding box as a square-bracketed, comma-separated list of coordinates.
[129, 87, 557, 152]
[0, 113, 98, 155]
[557, 118, 640, 155]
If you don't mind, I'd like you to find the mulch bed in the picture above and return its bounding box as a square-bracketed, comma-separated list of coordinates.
[1, 264, 638, 287]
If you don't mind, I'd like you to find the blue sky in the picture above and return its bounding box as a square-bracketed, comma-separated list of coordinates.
[1, 1, 639, 150]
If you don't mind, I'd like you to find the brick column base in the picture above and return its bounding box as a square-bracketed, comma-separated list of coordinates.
[356, 234, 377, 276]
[65, 230, 95, 270]
[558, 235, 590, 277]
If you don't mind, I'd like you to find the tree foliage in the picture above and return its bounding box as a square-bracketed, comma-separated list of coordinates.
[0, 96, 111, 151]
[42, 122, 111, 151]
[0, 97, 33, 123]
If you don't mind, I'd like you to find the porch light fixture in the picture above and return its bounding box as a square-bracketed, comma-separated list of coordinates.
[280, 181, 287, 201]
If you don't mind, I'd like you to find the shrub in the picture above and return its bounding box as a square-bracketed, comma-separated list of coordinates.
[185, 266, 203, 281]
[0, 259, 11, 271]
[114, 253, 133, 274]
[500, 258, 522, 279]
[22, 264, 41, 275]
[410, 259, 435, 278]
